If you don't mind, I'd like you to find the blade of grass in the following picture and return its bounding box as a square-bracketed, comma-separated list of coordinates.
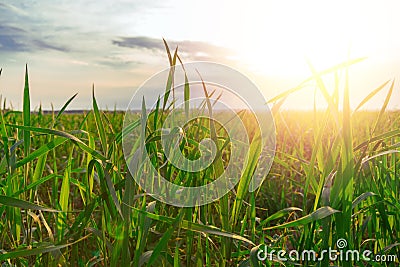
[55, 93, 78, 122]
[14, 138, 67, 168]
[147, 210, 184, 266]
[23, 64, 30, 156]
[0, 195, 61, 213]
[162, 39, 178, 110]
[372, 80, 395, 134]
[92, 86, 108, 154]
[353, 80, 391, 113]
[7, 125, 107, 161]
[177, 54, 190, 120]
[57, 148, 73, 241]
[258, 207, 303, 228]
[263, 206, 340, 230]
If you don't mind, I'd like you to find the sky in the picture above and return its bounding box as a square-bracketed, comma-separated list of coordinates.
[0, 0, 399, 110]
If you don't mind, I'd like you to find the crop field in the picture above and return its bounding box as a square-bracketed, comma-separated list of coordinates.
[0, 54, 399, 267]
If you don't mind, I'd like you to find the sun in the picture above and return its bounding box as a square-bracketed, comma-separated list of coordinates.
[221, 0, 375, 77]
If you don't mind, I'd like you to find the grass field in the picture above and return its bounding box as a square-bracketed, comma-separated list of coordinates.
[0, 51, 399, 266]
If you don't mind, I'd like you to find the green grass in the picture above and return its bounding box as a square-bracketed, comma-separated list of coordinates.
[0, 47, 399, 266]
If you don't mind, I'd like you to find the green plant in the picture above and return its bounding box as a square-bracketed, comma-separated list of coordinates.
[0, 43, 398, 267]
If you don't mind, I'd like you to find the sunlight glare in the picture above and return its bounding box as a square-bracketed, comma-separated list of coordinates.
[222, 1, 377, 77]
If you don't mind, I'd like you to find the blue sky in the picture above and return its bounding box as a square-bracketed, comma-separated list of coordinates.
[0, 0, 399, 110]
